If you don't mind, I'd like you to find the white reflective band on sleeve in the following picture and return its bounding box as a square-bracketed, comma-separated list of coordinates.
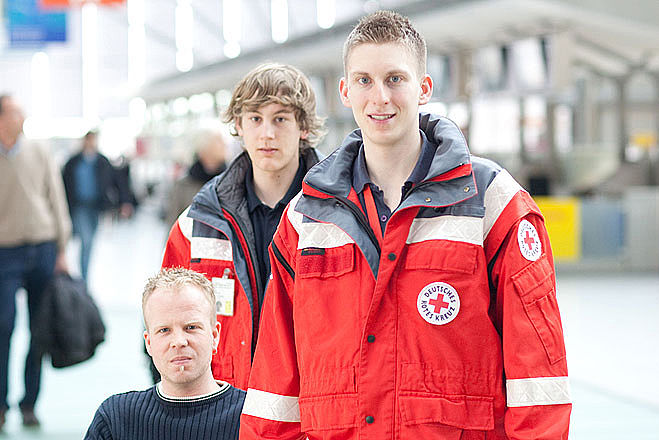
[242, 389, 300, 422]
[483, 170, 523, 239]
[506, 376, 572, 407]
[177, 207, 193, 240]
[190, 237, 233, 261]
[406, 216, 483, 246]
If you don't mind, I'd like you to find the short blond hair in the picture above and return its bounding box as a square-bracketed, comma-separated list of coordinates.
[142, 267, 215, 326]
[222, 62, 326, 150]
[343, 10, 427, 77]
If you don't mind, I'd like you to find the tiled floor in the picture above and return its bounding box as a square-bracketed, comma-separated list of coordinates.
[2, 204, 658, 438]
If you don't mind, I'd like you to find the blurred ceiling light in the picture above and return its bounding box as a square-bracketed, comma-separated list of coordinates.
[316, 0, 335, 29]
[223, 0, 241, 58]
[82, 2, 98, 120]
[176, 0, 194, 72]
[23, 117, 89, 140]
[128, 0, 146, 87]
[172, 97, 189, 116]
[271, 0, 288, 44]
[31, 52, 51, 119]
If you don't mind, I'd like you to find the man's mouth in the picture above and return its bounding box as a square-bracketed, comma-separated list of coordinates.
[171, 356, 192, 365]
[369, 114, 394, 121]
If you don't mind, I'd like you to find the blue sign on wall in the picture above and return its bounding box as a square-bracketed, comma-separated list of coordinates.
[5, 0, 67, 47]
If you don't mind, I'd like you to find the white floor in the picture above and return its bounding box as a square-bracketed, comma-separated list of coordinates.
[2, 203, 658, 438]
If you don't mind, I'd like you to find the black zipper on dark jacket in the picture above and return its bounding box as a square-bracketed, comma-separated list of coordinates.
[272, 241, 295, 280]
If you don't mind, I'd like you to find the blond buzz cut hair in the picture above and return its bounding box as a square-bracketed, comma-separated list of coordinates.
[343, 10, 427, 78]
[222, 62, 326, 150]
[142, 267, 216, 327]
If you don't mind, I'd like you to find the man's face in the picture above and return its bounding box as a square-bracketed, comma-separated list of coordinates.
[0, 97, 26, 143]
[339, 42, 432, 150]
[144, 285, 219, 395]
[236, 102, 307, 177]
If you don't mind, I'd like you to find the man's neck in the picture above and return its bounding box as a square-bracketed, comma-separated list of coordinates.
[160, 375, 221, 398]
[252, 162, 299, 208]
[0, 133, 18, 150]
[363, 131, 423, 210]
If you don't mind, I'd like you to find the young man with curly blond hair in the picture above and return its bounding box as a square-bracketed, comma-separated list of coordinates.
[162, 63, 325, 392]
[241, 11, 571, 440]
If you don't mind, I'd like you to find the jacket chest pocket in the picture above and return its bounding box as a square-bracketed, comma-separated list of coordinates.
[403, 240, 478, 274]
[297, 245, 354, 278]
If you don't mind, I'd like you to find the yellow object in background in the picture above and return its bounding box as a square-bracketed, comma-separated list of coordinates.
[534, 197, 581, 261]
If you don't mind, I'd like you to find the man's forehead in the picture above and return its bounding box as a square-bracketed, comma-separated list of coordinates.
[346, 43, 418, 75]
[244, 102, 295, 114]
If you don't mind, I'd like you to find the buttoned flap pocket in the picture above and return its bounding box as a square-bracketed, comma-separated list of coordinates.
[211, 355, 233, 381]
[404, 240, 478, 274]
[299, 394, 358, 432]
[512, 257, 566, 365]
[297, 245, 354, 278]
[299, 366, 358, 431]
[399, 394, 494, 431]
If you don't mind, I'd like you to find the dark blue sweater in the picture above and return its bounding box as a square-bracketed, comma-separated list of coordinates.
[84, 382, 245, 440]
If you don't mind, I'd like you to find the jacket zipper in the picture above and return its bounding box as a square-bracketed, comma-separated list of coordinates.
[334, 196, 381, 255]
[272, 241, 295, 280]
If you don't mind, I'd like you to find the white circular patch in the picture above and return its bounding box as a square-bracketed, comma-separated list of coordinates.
[416, 282, 460, 326]
[517, 219, 542, 261]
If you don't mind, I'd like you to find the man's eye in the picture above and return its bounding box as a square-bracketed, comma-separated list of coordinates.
[157, 328, 169, 334]
[275, 117, 287, 123]
[390, 76, 401, 83]
[186, 325, 198, 330]
[249, 116, 261, 122]
[357, 77, 370, 85]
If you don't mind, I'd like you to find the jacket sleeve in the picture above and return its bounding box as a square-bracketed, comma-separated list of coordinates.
[161, 208, 193, 269]
[488, 192, 571, 439]
[240, 209, 305, 440]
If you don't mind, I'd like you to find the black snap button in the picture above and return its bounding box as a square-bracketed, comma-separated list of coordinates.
[367, 335, 375, 343]
[365, 415, 374, 424]
[388, 253, 396, 261]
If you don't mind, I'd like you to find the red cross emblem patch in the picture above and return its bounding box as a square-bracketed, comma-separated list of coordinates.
[417, 282, 460, 326]
[517, 219, 542, 261]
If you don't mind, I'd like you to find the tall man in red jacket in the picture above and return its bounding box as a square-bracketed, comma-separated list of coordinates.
[240, 11, 572, 440]
[161, 63, 325, 391]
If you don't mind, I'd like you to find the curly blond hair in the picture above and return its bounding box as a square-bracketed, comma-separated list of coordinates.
[222, 62, 326, 150]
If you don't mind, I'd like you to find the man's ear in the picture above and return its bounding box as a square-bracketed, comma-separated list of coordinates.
[235, 117, 243, 136]
[212, 322, 221, 355]
[418, 74, 433, 105]
[144, 330, 152, 357]
[339, 77, 352, 108]
[299, 130, 309, 140]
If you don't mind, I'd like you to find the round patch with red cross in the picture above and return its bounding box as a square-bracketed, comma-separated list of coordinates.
[517, 219, 542, 261]
[416, 282, 460, 325]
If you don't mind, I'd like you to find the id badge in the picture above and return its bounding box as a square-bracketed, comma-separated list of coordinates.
[212, 277, 235, 316]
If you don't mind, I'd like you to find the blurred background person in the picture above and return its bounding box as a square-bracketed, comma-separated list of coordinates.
[165, 128, 228, 228]
[62, 130, 133, 283]
[0, 94, 71, 429]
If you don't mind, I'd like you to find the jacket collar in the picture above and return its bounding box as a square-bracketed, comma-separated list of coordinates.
[303, 113, 472, 200]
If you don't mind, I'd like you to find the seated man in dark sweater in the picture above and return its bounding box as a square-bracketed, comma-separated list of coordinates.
[85, 268, 245, 440]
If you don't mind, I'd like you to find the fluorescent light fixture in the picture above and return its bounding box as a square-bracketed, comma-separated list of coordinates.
[176, 0, 194, 72]
[128, 0, 146, 87]
[271, 0, 288, 44]
[223, 0, 241, 43]
[223, 41, 241, 59]
[223, 0, 241, 58]
[316, 0, 335, 29]
[30, 52, 50, 119]
[82, 2, 98, 120]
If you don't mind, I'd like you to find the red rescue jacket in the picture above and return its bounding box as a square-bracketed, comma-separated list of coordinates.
[240, 114, 571, 439]
[162, 149, 320, 391]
